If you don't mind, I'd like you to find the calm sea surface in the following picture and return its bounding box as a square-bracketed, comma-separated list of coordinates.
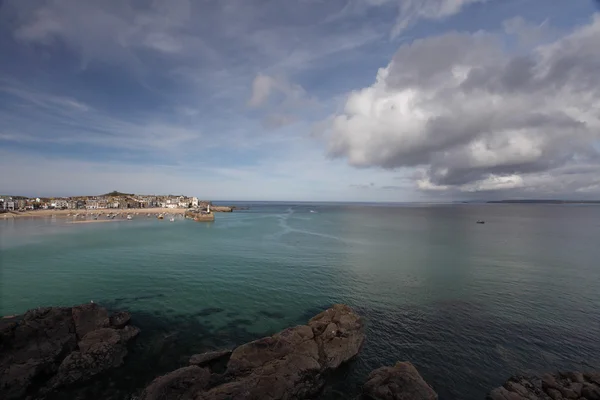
[1, 203, 600, 399]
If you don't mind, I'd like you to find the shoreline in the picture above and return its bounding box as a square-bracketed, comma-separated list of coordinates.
[0, 207, 187, 219]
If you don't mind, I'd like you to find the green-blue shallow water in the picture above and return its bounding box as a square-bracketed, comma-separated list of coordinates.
[1, 203, 600, 399]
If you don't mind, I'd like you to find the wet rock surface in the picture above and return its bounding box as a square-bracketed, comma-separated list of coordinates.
[362, 362, 438, 400]
[0, 304, 139, 399]
[140, 304, 365, 400]
[487, 372, 600, 400]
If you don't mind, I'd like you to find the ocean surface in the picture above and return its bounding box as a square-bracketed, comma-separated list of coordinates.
[1, 203, 600, 399]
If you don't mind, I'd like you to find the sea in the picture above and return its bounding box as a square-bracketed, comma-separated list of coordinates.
[1, 203, 599, 399]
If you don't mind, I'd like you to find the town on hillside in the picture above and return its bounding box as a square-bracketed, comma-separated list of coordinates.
[0, 191, 202, 212]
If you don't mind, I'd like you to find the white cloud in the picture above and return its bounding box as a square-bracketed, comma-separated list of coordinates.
[326, 15, 600, 196]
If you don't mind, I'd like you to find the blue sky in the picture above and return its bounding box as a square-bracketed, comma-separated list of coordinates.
[1, 0, 599, 201]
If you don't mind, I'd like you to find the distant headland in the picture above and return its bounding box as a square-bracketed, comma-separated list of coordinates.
[486, 199, 600, 204]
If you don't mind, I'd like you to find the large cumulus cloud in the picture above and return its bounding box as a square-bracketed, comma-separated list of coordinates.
[327, 15, 600, 196]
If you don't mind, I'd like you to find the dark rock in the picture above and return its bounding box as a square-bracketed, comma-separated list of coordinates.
[0, 307, 77, 399]
[141, 304, 364, 400]
[586, 372, 600, 386]
[189, 350, 232, 368]
[119, 325, 141, 342]
[139, 366, 210, 400]
[308, 303, 365, 370]
[109, 311, 131, 329]
[546, 388, 563, 400]
[362, 361, 437, 400]
[582, 382, 600, 400]
[488, 372, 600, 400]
[562, 371, 584, 384]
[0, 304, 138, 400]
[72, 303, 110, 339]
[487, 386, 525, 400]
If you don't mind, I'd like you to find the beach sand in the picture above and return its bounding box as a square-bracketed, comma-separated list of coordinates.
[68, 219, 122, 224]
[1, 208, 186, 219]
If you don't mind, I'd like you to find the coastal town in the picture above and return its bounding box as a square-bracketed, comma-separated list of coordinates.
[0, 191, 202, 211]
[0, 191, 234, 222]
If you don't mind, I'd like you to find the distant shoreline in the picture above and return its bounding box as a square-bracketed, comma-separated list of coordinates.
[0, 207, 187, 219]
[486, 200, 600, 204]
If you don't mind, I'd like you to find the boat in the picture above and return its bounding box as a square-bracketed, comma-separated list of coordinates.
[476, 220, 485, 224]
[127, 215, 132, 220]
[157, 214, 164, 220]
[169, 217, 175, 222]
[309, 210, 317, 213]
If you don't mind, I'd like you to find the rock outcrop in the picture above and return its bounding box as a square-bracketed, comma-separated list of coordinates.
[140, 366, 211, 400]
[140, 304, 365, 400]
[488, 372, 600, 400]
[210, 206, 233, 213]
[189, 350, 232, 369]
[0, 303, 139, 399]
[362, 362, 438, 400]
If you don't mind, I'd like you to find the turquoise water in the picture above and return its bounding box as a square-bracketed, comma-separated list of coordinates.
[1, 203, 600, 399]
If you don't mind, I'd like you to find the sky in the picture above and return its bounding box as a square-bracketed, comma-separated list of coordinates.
[1, 0, 599, 201]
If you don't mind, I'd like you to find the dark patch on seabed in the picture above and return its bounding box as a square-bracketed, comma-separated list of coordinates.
[113, 293, 166, 304]
[193, 307, 225, 317]
[258, 310, 286, 319]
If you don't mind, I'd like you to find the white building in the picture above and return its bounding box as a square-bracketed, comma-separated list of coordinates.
[53, 199, 69, 209]
[86, 199, 99, 210]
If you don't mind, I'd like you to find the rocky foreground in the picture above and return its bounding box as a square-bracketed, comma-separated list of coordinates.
[140, 303, 365, 399]
[487, 373, 600, 400]
[0, 303, 139, 399]
[1, 303, 598, 400]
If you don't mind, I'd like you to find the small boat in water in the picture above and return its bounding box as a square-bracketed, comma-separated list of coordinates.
[157, 214, 164, 220]
[127, 215, 132, 220]
[476, 220, 485, 224]
[169, 217, 175, 222]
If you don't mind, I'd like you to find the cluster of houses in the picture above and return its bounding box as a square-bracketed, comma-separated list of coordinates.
[0, 195, 199, 211]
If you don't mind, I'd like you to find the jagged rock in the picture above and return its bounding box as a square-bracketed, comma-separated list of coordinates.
[488, 373, 600, 400]
[0, 304, 139, 399]
[110, 311, 131, 329]
[141, 304, 364, 400]
[308, 304, 365, 370]
[189, 350, 232, 368]
[140, 366, 211, 400]
[72, 303, 110, 338]
[362, 362, 438, 400]
[0, 307, 77, 399]
[119, 325, 141, 342]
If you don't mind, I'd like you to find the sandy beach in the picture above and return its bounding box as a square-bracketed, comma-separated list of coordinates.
[0, 207, 187, 219]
